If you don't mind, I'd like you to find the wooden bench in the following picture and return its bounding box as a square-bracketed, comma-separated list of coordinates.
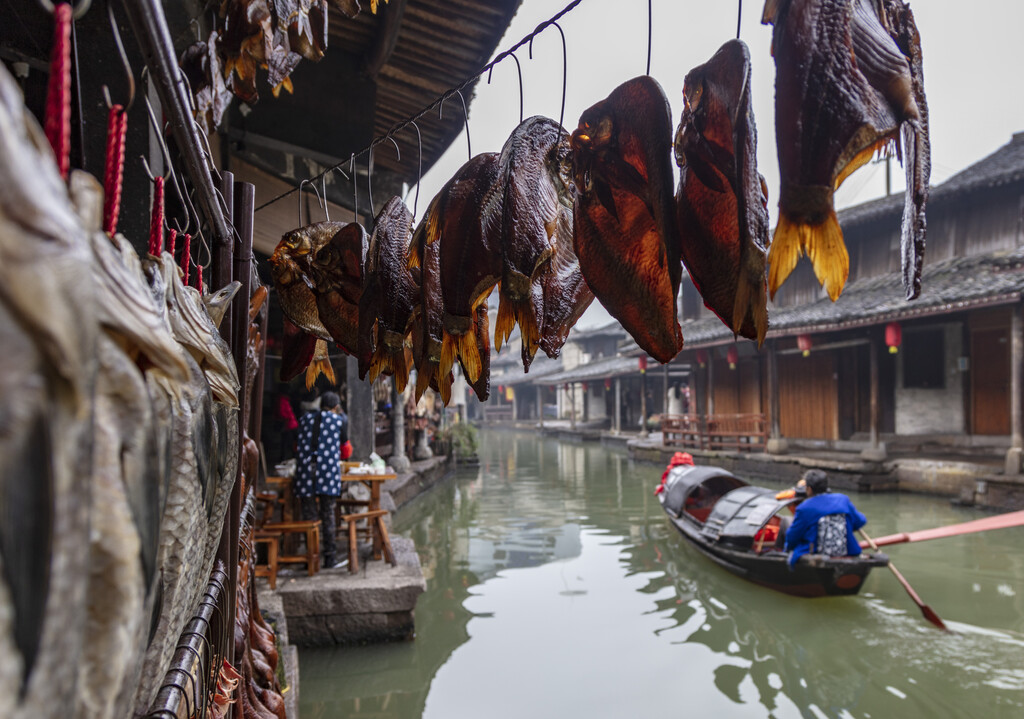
[339, 509, 396, 574]
[253, 530, 280, 589]
[661, 414, 704, 448]
[704, 414, 768, 452]
[260, 520, 321, 575]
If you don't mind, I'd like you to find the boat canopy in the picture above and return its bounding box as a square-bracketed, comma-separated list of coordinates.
[700, 488, 796, 542]
[661, 465, 746, 518]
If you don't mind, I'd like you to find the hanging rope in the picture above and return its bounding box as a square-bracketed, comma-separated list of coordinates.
[196, 263, 203, 290]
[149, 175, 165, 256]
[254, 0, 586, 214]
[168, 228, 177, 256]
[180, 232, 191, 285]
[44, 2, 72, 179]
[102, 104, 128, 235]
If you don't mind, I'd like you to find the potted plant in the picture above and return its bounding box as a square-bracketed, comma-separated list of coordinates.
[443, 422, 480, 464]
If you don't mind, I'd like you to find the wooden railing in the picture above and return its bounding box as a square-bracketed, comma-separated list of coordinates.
[661, 413, 768, 452]
[483, 405, 514, 421]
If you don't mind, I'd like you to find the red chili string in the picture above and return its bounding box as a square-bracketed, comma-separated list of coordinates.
[196, 264, 203, 290]
[167, 228, 177, 256]
[44, 2, 72, 179]
[148, 176, 164, 256]
[180, 233, 191, 285]
[102, 104, 128, 235]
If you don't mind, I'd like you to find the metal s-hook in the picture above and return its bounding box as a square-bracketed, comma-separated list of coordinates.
[488, 50, 523, 124]
[38, 0, 92, 20]
[321, 173, 330, 221]
[298, 179, 326, 226]
[366, 146, 376, 218]
[142, 86, 192, 234]
[529, 21, 567, 128]
[438, 89, 472, 159]
[409, 120, 422, 217]
[350, 154, 358, 221]
[102, 0, 135, 112]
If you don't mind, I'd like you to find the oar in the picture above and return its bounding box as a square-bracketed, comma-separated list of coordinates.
[859, 509, 1024, 549]
[860, 529, 949, 632]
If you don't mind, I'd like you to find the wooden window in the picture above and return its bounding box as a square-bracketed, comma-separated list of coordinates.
[903, 328, 945, 389]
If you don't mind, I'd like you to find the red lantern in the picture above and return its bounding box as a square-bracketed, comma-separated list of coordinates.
[797, 334, 813, 357]
[638, 356, 648, 374]
[582, 382, 589, 392]
[885, 322, 902, 354]
[726, 345, 739, 370]
[498, 385, 504, 394]
[563, 383, 569, 391]
[695, 349, 708, 368]
[604, 377, 612, 391]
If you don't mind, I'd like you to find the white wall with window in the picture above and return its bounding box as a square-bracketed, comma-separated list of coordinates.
[895, 322, 965, 434]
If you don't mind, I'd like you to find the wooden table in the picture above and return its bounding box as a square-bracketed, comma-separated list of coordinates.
[340, 470, 398, 569]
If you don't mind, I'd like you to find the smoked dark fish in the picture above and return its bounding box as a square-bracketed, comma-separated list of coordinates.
[492, 117, 576, 366]
[310, 221, 366, 387]
[570, 76, 683, 364]
[762, 0, 929, 301]
[536, 205, 594, 361]
[675, 39, 771, 345]
[408, 211, 453, 404]
[418, 153, 502, 388]
[269, 221, 347, 386]
[358, 197, 419, 391]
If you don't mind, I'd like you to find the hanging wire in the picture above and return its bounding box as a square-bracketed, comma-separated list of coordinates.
[488, 50, 524, 124]
[409, 121, 423, 217]
[254, 0, 585, 214]
[737, 0, 742, 39]
[646, 0, 652, 76]
[366, 145, 375, 218]
[439, 89, 472, 159]
[528, 21, 567, 129]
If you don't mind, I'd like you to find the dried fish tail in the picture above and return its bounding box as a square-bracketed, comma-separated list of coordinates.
[768, 207, 849, 302]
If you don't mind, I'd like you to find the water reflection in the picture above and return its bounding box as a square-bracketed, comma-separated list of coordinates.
[300, 431, 1024, 718]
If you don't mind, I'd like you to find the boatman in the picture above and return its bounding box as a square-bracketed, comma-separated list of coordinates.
[779, 470, 867, 567]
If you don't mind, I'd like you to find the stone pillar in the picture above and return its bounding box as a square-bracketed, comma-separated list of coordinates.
[1006, 303, 1023, 474]
[512, 386, 519, 422]
[765, 340, 788, 455]
[862, 335, 887, 461]
[389, 381, 410, 472]
[639, 370, 648, 438]
[537, 385, 544, 428]
[614, 377, 622, 434]
[346, 356, 375, 461]
[570, 383, 577, 430]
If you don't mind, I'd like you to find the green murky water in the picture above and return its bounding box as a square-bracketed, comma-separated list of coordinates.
[299, 430, 1024, 718]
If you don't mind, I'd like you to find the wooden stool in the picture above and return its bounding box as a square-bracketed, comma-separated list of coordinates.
[253, 530, 280, 589]
[339, 509, 396, 574]
[255, 492, 280, 527]
[261, 520, 321, 575]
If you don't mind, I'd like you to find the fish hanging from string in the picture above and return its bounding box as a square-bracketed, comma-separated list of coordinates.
[570, 76, 683, 364]
[762, 0, 929, 301]
[675, 39, 771, 345]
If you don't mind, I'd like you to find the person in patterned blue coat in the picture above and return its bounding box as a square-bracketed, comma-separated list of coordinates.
[295, 391, 349, 568]
[783, 470, 866, 568]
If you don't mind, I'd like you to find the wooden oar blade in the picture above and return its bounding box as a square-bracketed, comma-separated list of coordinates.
[861, 509, 1024, 549]
[921, 604, 948, 632]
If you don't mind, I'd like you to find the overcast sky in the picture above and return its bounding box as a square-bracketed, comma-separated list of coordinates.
[409, 0, 1024, 329]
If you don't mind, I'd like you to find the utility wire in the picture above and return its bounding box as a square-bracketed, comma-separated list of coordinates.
[254, 0, 586, 214]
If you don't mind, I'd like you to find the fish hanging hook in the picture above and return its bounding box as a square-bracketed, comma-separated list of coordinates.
[736, 0, 742, 39]
[102, 0, 135, 113]
[439, 89, 472, 159]
[646, 0, 652, 75]
[350, 153, 358, 221]
[298, 179, 326, 226]
[142, 84, 192, 235]
[529, 21, 567, 128]
[409, 120, 422, 217]
[488, 50, 524, 124]
[366, 145, 376, 218]
[321, 173, 331, 221]
[38, 0, 92, 20]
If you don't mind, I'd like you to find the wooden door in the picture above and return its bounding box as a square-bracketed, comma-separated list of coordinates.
[971, 328, 1010, 435]
[778, 353, 837, 439]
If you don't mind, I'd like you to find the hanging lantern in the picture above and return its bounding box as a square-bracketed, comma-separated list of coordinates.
[638, 356, 648, 374]
[582, 382, 589, 392]
[563, 383, 569, 391]
[604, 377, 612, 391]
[498, 385, 504, 394]
[726, 345, 739, 370]
[885, 322, 902, 354]
[797, 334, 813, 357]
[695, 349, 708, 368]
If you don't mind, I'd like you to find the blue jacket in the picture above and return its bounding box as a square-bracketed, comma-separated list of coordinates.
[784, 493, 866, 566]
[294, 410, 346, 497]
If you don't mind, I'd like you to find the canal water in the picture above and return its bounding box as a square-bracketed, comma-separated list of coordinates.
[300, 430, 1024, 718]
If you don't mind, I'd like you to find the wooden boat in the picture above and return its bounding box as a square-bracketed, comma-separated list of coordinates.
[658, 465, 888, 597]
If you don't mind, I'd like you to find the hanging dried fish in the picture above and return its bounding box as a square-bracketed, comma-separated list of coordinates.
[762, 0, 929, 300]
[180, 32, 234, 135]
[359, 197, 419, 390]
[309, 221, 367, 355]
[675, 39, 770, 345]
[571, 76, 683, 364]
[220, 0, 273, 105]
[535, 206, 594, 362]
[408, 211, 453, 404]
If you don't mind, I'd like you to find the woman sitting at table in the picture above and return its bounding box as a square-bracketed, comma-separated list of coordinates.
[294, 391, 349, 568]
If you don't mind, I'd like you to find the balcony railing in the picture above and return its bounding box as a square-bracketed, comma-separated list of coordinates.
[661, 413, 768, 452]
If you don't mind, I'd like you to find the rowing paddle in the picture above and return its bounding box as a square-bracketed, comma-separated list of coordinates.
[859, 509, 1024, 549]
[860, 529, 949, 632]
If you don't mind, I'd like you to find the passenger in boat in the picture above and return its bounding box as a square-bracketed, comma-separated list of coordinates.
[655, 451, 695, 495]
[783, 470, 867, 567]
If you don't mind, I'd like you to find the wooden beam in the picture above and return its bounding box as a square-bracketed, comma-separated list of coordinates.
[365, 0, 408, 79]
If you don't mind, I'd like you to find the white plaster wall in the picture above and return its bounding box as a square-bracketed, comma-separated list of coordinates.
[895, 323, 965, 435]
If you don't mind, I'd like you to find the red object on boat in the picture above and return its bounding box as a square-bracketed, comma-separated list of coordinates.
[797, 333, 813, 357]
[886, 322, 902, 354]
[726, 345, 739, 369]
